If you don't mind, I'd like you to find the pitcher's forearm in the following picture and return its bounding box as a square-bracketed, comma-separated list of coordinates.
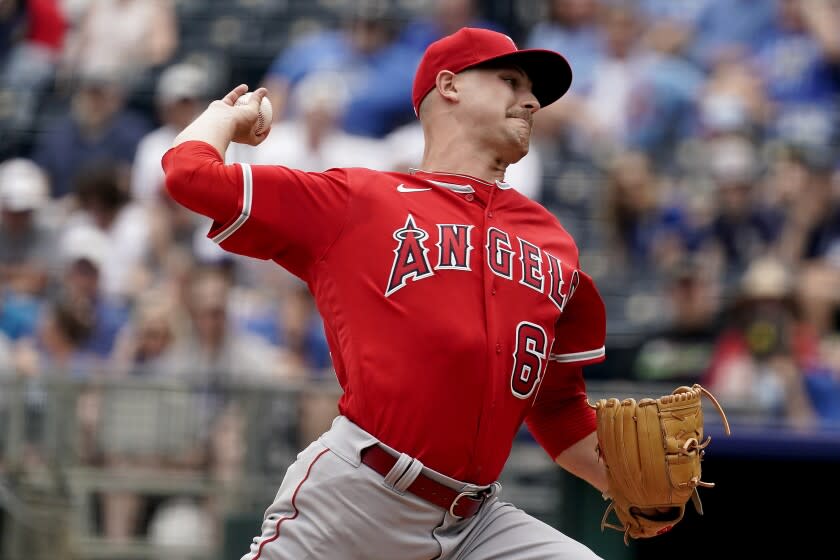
[555, 431, 608, 494]
[163, 85, 270, 221]
[173, 106, 238, 158]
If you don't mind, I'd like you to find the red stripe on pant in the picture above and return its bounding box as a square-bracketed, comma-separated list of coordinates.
[252, 448, 330, 559]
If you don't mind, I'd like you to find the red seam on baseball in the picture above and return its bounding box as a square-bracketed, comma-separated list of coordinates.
[251, 448, 330, 559]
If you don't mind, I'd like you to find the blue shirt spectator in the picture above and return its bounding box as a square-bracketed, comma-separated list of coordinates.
[526, 17, 603, 95]
[804, 365, 840, 424]
[689, 0, 778, 68]
[626, 54, 706, 164]
[30, 70, 152, 197]
[753, 28, 840, 146]
[707, 206, 784, 278]
[0, 291, 41, 340]
[83, 298, 130, 357]
[639, 0, 712, 26]
[239, 309, 332, 374]
[264, 28, 420, 138]
[399, 16, 505, 54]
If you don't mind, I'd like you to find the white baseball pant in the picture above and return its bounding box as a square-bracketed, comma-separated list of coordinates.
[240, 416, 602, 560]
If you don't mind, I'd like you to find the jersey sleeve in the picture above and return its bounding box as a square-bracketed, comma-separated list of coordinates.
[525, 364, 596, 461]
[524, 270, 606, 460]
[549, 270, 606, 366]
[163, 141, 352, 279]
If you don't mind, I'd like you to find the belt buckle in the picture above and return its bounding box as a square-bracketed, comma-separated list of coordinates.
[448, 489, 488, 519]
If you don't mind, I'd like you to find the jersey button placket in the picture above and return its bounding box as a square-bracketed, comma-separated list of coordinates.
[465, 193, 475, 202]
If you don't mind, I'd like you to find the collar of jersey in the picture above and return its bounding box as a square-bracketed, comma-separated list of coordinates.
[408, 168, 513, 192]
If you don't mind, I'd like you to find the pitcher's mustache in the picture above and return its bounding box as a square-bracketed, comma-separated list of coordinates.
[506, 111, 533, 126]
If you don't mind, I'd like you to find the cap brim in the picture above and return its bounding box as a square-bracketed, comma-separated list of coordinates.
[474, 49, 573, 109]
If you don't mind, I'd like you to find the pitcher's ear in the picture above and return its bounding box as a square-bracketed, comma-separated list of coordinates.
[435, 70, 459, 103]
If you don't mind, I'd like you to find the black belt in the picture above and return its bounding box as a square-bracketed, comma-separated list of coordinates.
[360, 444, 489, 519]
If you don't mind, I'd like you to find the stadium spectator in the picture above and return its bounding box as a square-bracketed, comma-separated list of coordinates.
[398, 0, 504, 53]
[131, 62, 217, 281]
[239, 281, 332, 376]
[689, 0, 778, 69]
[114, 292, 181, 377]
[163, 266, 300, 523]
[0, 288, 39, 342]
[0, 159, 55, 325]
[802, 334, 840, 424]
[638, 0, 711, 55]
[259, 1, 419, 137]
[59, 0, 177, 92]
[599, 150, 690, 279]
[247, 71, 386, 171]
[0, 159, 55, 360]
[131, 62, 213, 204]
[534, 2, 699, 161]
[702, 134, 783, 283]
[624, 7, 707, 167]
[751, 0, 840, 148]
[12, 294, 102, 467]
[581, 4, 650, 152]
[797, 261, 840, 340]
[57, 224, 129, 358]
[12, 294, 98, 378]
[778, 143, 840, 264]
[527, 0, 603, 96]
[31, 66, 153, 197]
[97, 288, 196, 542]
[0, 0, 66, 155]
[525, 0, 604, 146]
[167, 265, 289, 385]
[702, 256, 818, 425]
[696, 54, 771, 139]
[61, 162, 151, 304]
[633, 254, 723, 382]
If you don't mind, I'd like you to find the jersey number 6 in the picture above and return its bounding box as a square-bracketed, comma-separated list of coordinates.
[510, 321, 548, 399]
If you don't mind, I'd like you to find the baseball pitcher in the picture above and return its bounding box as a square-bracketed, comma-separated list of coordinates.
[162, 27, 726, 560]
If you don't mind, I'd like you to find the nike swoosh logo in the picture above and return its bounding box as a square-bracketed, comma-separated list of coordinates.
[397, 184, 431, 193]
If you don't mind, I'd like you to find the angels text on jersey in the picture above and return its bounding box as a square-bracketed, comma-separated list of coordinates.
[385, 213, 580, 312]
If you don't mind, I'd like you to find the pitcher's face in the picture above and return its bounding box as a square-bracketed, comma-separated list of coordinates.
[455, 63, 540, 164]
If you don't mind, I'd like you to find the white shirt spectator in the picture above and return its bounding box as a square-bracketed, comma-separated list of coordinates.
[132, 62, 213, 203]
[61, 207, 150, 301]
[131, 125, 178, 203]
[231, 70, 387, 172]
[237, 121, 387, 172]
[62, 0, 177, 80]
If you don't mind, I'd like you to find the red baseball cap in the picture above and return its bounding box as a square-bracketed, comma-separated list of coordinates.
[411, 27, 573, 116]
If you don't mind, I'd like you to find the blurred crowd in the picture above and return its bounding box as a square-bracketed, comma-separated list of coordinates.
[1, 0, 840, 547]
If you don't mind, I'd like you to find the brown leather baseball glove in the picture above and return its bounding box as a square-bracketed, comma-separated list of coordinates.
[589, 384, 731, 544]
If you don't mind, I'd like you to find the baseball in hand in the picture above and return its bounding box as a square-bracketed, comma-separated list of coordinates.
[235, 92, 272, 136]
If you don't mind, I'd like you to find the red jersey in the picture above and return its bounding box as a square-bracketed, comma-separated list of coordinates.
[163, 141, 606, 484]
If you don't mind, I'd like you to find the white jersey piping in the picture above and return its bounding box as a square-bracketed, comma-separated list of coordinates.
[549, 346, 606, 363]
[211, 163, 253, 244]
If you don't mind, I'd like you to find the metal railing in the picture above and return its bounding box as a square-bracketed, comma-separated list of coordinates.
[0, 375, 322, 560]
[0, 375, 814, 560]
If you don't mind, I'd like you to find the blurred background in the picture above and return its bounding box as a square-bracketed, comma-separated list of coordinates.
[0, 0, 839, 558]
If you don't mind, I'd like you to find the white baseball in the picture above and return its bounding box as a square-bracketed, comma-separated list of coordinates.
[235, 92, 272, 136]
